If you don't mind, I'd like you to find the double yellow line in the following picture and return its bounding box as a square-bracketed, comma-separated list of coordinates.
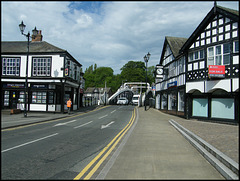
[74, 107, 136, 180]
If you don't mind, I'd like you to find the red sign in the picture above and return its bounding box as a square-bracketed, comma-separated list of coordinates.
[208, 65, 225, 78]
[79, 89, 84, 94]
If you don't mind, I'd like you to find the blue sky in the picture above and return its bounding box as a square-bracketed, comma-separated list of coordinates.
[1, 1, 239, 74]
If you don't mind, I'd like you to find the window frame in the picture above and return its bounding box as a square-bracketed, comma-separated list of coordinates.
[207, 43, 231, 66]
[32, 57, 51, 77]
[233, 41, 239, 53]
[189, 49, 204, 62]
[2, 57, 21, 76]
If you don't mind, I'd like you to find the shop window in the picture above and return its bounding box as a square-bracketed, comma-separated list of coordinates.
[178, 90, 184, 111]
[18, 91, 26, 103]
[168, 93, 176, 111]
[48, 92, 54, 104]
[2, 58, 20, 76]
[32, 92, 47, 103]
[161, 93, 167, 110]
[192, 98, 208, 117]
[4, 91, 10, 106]
[211, 98, 234, 119]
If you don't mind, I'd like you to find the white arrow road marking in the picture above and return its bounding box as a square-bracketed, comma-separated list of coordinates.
[101, 121, 115, 129]
[74, 121, 93, 129]
[2, 133, 59, 153]
[99, 114, 108, 119]
[53, 120, 77, 127]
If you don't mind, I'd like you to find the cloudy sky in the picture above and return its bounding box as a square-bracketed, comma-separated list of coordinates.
[1, 1, 239, 74]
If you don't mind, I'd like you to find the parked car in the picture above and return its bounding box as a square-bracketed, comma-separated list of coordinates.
[117, 97, 128, 105]
[132, 94, 140, 105]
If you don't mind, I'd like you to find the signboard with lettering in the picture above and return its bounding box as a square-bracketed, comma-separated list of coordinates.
[31, 84, 47, 88]
[208, 65, 225, 78]
[3, 83, 25, 88]
[167, 81, 177, 89]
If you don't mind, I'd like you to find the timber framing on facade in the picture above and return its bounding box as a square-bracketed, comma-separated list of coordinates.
[1, 40, 84, 113]
[155, 4, 239, 123]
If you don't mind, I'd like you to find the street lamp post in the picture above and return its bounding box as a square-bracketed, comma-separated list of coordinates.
[143, 52, 151, 111]
[19, 21, 38, 117]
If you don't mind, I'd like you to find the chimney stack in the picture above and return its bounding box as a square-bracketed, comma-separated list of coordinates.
[32, 30, 43, 42]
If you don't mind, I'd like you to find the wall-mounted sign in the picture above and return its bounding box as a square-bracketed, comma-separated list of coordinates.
[167, 81, 177, 89]
[208, 65, 225, 78]
[155, 65, 163, 79]
[3, 83, 25, 88]
[31, 84, 47, 88]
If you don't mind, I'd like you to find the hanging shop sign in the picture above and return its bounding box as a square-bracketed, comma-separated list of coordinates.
[65, 68, 69, 76]
[155, 65, 163, 79]
[208, 65, 225, 78]
[80, 88, 84, 94]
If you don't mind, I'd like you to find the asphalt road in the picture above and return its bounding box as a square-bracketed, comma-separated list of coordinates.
[1, 105, 135, 179]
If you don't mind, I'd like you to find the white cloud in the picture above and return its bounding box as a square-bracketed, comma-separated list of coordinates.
[1, 1, 239, 74]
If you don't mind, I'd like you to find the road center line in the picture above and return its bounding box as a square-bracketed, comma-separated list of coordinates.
[1, 133, 59, 153]
[99, 114, 108, 119]
[53, 120, 77, 127]
[110, 110, 116, 114]
[74, 121, 93, 129]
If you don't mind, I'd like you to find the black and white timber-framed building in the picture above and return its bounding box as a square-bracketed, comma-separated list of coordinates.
[155, 4, 239, 123]
[1, 33, 84, 113]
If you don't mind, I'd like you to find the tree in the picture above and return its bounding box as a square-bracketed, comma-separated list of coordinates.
[94, 67, 114, 87]
[120, 61, 146, 82]
[83, 62, 155, 94]
[147, 66, 155, 85]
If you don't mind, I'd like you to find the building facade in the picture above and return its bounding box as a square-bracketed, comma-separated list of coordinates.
[156, 5, 239, 123]
[155, 36, 187, 117]
[1, 36, 84, 113]
[84, 87, 112, 106]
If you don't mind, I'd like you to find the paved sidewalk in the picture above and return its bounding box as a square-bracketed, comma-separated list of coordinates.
[103, 107, 238, 179]
[1, 106, 101, 129]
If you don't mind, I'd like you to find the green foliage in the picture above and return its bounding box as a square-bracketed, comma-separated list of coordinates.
[120, 61, 146, 82]
[84, 61, 155, 93]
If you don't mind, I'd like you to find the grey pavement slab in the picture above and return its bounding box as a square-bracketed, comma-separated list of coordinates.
[105, 107, 225, 179]
[162, 111, 239, 164]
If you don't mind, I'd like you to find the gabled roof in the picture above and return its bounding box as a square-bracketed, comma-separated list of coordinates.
[1, 41, 66, 54]
[180, 5, 239, 52]
[159, 36, 187, 64]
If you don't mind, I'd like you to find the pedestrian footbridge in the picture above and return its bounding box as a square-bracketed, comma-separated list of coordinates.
[108, 82, 154, 105]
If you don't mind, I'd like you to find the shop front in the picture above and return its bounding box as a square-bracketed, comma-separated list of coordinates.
[186, 89, 238, 123]
[2, 81, 81, 113]
[157, 83, 185, 117]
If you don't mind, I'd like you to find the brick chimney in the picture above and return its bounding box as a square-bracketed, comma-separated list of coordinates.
[32, 30, 43, 42]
